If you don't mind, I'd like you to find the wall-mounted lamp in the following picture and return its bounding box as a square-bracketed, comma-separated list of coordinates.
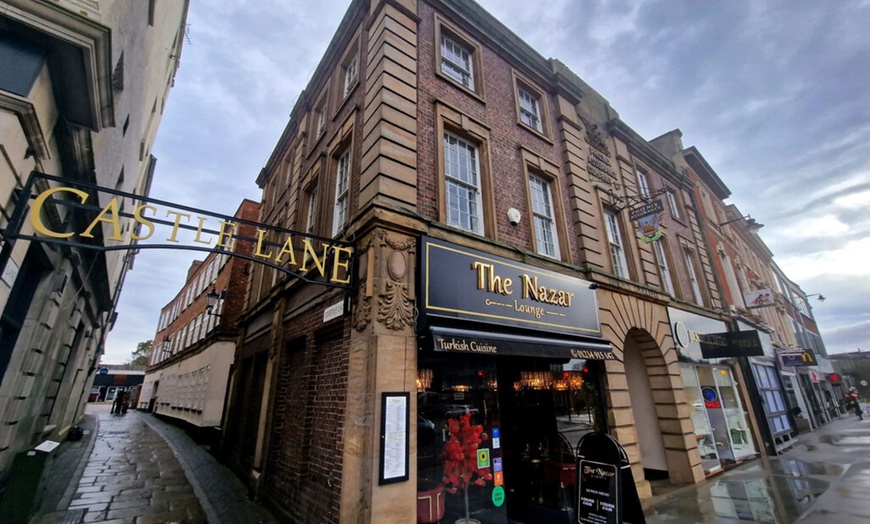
[206, 288, 225, 317]
[718, 214, 763, 232]
[161, 338, 171, 353]
[805, 293, 826, 302]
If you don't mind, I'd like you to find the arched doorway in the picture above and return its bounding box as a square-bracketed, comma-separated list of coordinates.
[624, 328, 669, 480]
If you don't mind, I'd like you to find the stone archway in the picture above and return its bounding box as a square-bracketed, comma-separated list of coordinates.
[623, 328, 669, 478]
[597, 292, 706, 497]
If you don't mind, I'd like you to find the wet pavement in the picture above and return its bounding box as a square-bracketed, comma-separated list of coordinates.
[643, 414, 870, 523]
[30, 403, 275, 524]
[23, 404, 870, 523]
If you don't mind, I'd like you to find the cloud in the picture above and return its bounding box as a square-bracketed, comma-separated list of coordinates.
[102, 0, 870, 360]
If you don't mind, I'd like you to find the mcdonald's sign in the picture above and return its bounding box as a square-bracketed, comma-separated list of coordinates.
[779, 350, 818, 367]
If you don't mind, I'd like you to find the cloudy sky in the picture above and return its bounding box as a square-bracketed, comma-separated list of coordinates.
[101, 0, 870, 363]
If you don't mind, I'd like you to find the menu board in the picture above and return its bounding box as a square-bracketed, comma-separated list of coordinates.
[577, 459, 619, 524]
[379, 392, 409, 484]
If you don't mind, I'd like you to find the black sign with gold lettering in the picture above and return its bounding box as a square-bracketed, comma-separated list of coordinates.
[699, 330, 764, 359]
[575, 433, 645, 524]
[430, 326, 615, 360]
[419, 237, 601, 337]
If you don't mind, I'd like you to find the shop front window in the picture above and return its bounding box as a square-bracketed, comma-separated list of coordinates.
[417, 355, 605, 524]
[682, 364, 757, 474]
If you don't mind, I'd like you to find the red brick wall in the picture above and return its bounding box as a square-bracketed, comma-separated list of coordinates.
[416, 2, 580, 259]
[262, 305, 350, 523]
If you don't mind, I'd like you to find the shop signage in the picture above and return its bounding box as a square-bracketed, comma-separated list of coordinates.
[575, 433, 645, 524]
[430, 326, 615, 360]
[702, 387, 721, 408]
[420, 237, 601, 337]
[668, 307, 729, 363]
[699, 330, 764, 359]
[0, 172, 354, 289]
[779, 350, 817, 367]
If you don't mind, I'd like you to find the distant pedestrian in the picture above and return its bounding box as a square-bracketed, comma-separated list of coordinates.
[121, 391, 131, 414]
[111, 389, 125, 414]
[847, 388, 863, 420]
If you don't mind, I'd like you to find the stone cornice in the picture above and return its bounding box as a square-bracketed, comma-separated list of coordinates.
[607, 118, 689, 185]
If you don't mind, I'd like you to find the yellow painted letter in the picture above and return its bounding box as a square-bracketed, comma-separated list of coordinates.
[131, 204, 156, 241]
[81, 198, 124, 241]
[30, 187, 88, 238]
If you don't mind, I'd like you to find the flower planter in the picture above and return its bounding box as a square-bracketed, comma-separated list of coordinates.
[417, 480, 445, 523]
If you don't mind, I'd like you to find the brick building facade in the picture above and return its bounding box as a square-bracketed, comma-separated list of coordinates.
[139, 199, 259, 435]
[222, 0, 810, 522]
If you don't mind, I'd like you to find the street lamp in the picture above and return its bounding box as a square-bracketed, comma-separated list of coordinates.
[206, 287, 224, 317]
[805, 293, 826, 302]
[718, 214, 763, 232]
[159, 338, 171, 359]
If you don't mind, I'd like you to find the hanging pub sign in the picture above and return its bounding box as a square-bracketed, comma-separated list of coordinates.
[744, 289, 775, 309]
[628, 199, 664, 244]
[779, 350, 818, 367]
[0, 172, 354, 289]
[699, 330, 764, 359]
[419, 237, 601, 337]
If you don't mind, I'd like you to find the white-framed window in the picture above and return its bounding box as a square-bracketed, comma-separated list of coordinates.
[332, 150, 350, 236]
[304, 184, 318, 235]
[637, 170, 651, 199]
[529, 173, 559, 258]
[518, 86, 542, 132]
[444, 132, 483, 234]
[653, 239, 675, 296]
[604, 210, 629, 278]
[666, 190, 681, 219]
[684, 250, 704, 305]
[315, 107, 326, 139]
[343, 54, 358, 97]
[440, 33, 474, 89]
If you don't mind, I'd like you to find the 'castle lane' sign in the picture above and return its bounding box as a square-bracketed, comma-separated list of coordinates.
[3, 172, 353, 288]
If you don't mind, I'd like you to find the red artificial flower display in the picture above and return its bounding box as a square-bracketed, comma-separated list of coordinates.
[441, 411, 493, 494]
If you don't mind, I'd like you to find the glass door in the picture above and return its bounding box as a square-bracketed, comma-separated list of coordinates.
[417, 354, 605, 524]
[713, 366, 756, 459]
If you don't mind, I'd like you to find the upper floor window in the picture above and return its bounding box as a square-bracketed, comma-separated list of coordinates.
[684, 250, 704, 305]
[315, 105, 326, 139]
[666, 189, 681, 220]
[444, 132, 483, 234]
[332, 150, 351, 236]
[304, 183, 318, 236]
[518, 87, 542, 132]
[604, 210, 629, 279]
[653, 239, 675, 296]
[440, 33, 474, 89]
[637, 170, 651, 199]
[529, 173, 559, 258]
[342, 54, 358, 98]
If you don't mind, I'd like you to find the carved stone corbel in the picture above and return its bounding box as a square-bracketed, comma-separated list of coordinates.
[375, 232, 416, 331]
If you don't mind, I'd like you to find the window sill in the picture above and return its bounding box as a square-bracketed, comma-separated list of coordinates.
[517, 121, 553, 145]
[436, 70, 485, 104]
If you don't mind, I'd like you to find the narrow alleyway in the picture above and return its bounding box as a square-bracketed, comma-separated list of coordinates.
[31, 403, 275, 524]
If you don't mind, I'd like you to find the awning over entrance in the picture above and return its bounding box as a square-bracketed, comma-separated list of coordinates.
[430, 326, 615, 360]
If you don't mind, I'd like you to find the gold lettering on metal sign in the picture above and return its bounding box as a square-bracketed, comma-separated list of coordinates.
[27, 185, 353, 285]
[471, 262, 574, 307]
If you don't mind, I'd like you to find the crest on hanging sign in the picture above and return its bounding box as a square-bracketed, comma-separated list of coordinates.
[628, 199, 664, 244]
